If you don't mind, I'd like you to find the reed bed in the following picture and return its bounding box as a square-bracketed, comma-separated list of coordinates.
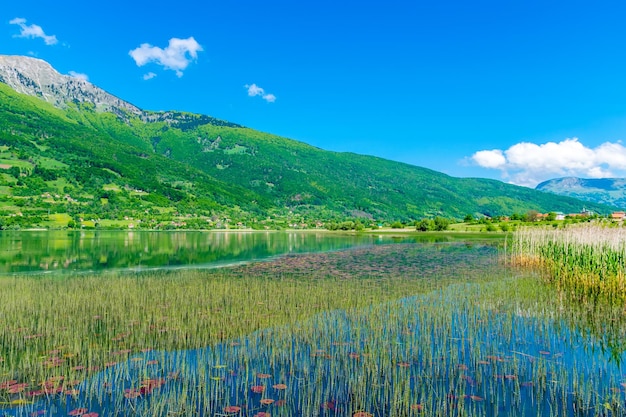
[508, 224, 626, 303]
[0, 241, 624, 416]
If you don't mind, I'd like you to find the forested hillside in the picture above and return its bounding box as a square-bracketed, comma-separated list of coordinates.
[0, 68, 614, 230]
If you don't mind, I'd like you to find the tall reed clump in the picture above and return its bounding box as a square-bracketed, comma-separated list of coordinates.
[508, 224, 626, 303]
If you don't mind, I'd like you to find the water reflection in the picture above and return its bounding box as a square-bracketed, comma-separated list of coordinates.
[0, 231, 429, 274]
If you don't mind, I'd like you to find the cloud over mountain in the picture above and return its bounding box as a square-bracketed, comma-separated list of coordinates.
[129, 37, 202, 78]
[245, 83, 276, 103]
[9, 18, 58, 45]
[471, 138, 626, 187]
[68, 71, 88, 81]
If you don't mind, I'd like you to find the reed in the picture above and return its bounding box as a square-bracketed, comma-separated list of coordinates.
[0, 241, 624, 416]
[508, 224, 626, 302]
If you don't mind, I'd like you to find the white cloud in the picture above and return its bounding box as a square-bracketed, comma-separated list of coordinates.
[129, 37, 202, 77]
[587, 166, 613, 178]
[472, 149, 506, 169]
[9, 17, 58, 45]
[262, 93, 276, 103]
[471, 138, 626, 187]
[246, 83, 264, 97]
[143, 72, 157, 80]
[68, 71, 88, 81]
[245, 83, 276, 103]
[595, 142, 626, 168]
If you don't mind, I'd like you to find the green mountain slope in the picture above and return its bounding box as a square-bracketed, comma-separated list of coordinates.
[536, 177, 626, 209]
[0, 79, 614, 230]
[0, 83, 270, 229]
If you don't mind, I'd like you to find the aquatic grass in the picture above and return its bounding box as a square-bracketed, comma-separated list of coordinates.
[508, 224, 626, 374]
[1, 240, 625, 416]
[0, 247, 500, 380]
[508, 224, 626, 303]
[0, 243, 500, 406]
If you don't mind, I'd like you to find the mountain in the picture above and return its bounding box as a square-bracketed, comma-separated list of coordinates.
[0, 55, 615, 229]
[0, 55, 141, 118]
[536, 177, 626, 209]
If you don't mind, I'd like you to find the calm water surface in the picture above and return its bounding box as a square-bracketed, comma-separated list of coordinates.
[0, 230, 436, 274]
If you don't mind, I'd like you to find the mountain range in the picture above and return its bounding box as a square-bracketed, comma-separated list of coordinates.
[0, 55, 615, 229]
[536, 177, 626, 209]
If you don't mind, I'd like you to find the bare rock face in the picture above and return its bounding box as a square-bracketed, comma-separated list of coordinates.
[0, 55, 243, 129]
[0, 55, 142, 117]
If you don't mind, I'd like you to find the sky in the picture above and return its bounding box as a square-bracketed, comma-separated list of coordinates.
[4, 1, 626, 188]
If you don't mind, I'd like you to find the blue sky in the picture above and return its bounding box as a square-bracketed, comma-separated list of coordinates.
[4, 1, 626, 187]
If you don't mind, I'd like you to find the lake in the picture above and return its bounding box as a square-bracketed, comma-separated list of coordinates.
[0, 230, 437, 274]
[1, 232, 624, 417]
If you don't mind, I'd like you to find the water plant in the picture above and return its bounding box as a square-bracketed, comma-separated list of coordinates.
[508, 224, 626, 303]
[0, 240, 624, 416]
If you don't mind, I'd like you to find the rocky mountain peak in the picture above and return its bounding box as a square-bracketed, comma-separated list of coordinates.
[0, 55, 142, 117]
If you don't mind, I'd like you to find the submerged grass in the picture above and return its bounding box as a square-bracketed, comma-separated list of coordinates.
[0, 239, 624, 416]
[0, 243, 500, 395]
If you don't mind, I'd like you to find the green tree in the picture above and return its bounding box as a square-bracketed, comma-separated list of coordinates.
[8, 166, 20, 178]
[433, 217, 450, 231]
[416, 219, 433, 232]
[524, 210, 540, 222]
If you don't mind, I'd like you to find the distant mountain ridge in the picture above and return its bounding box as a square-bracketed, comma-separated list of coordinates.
[536, 177, 626, 209]
[0, 55, 617, 229]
